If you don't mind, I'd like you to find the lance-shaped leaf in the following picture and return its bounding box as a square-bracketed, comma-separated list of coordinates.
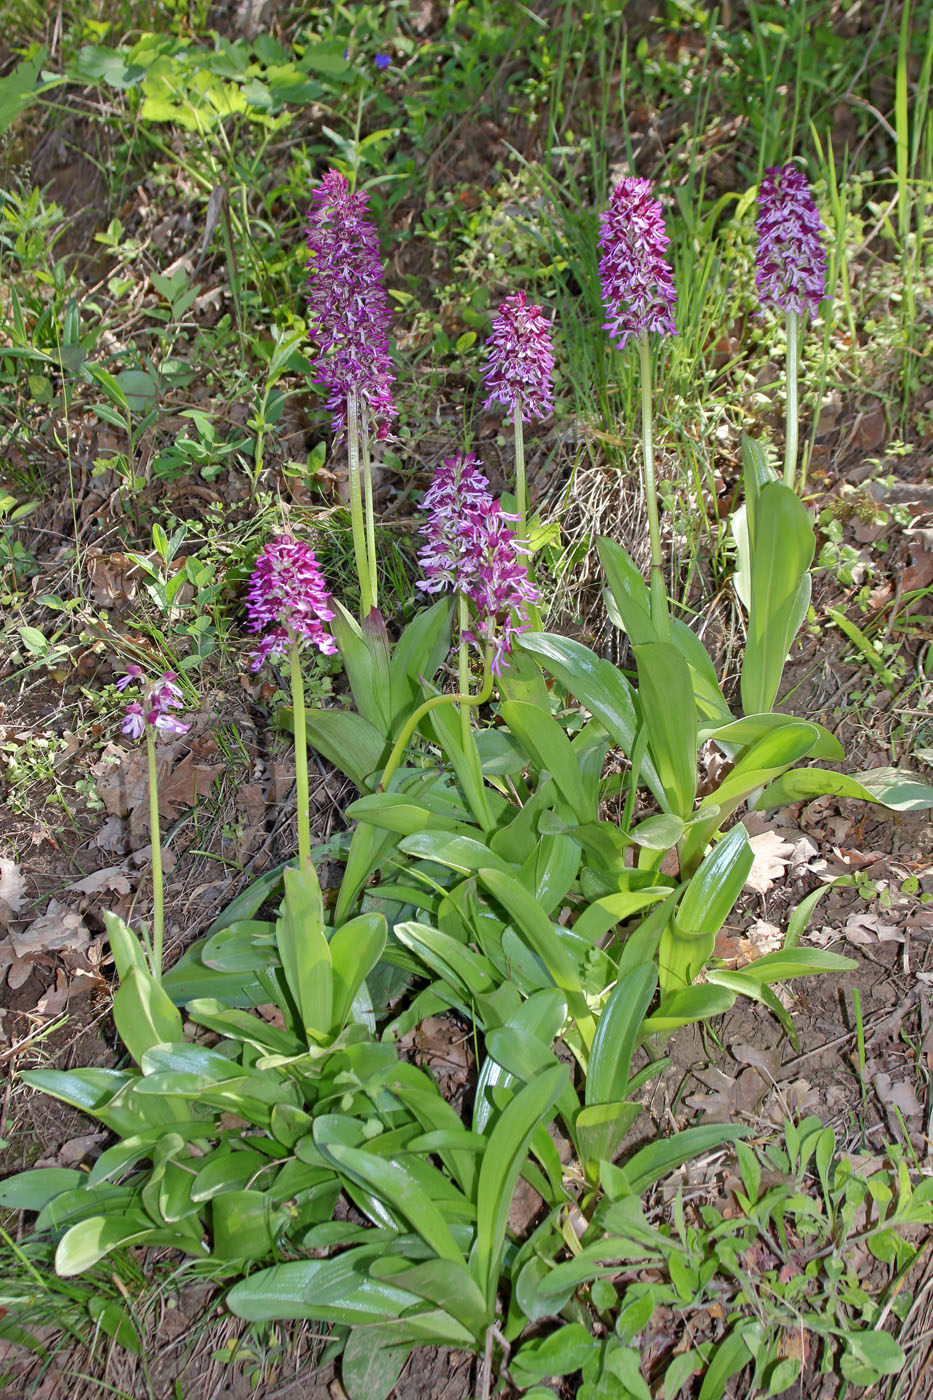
[756, 765, 933, 812]
[276, 864, 332, 1041]
[633, 642, 697, 818]
[472, 1064, 566, 1311]
[740, 480, 815, 715]
[388, 596, 453, 732]
[500, 699, 593, 824]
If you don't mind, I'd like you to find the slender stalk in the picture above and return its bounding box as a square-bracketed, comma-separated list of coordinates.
[637, 332, 669, 639]
[513, 393, 527, 538]
[346, 390, 374, 618]
[289, 643, 311, 872]
[783, 309, 800, 490]
[360, 409, 378, 614]
[145, 729, 163, 980]
[458, 592, 472, 755]
[379, 657, 493, 793]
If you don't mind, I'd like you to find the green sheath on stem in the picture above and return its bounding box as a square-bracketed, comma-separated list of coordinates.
[637, 333, 670, 640]
[783, 309, 800, 490]
[347, 390, 374, 618]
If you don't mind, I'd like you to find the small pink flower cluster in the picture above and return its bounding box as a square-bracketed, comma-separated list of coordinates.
[482, 291, 555, 422]
[245, 534, 338, 671]
[117, 666, 190, 740]
[304, 170, 397, 440]
[417, 454, 539, 674]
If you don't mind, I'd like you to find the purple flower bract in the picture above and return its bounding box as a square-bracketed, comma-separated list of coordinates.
[245, 534, 338, 671]
[482, 291, 555, 422]
[304, 169, 397, 439]
[755, 164, 828, 320]
[598, 178, 677, 351]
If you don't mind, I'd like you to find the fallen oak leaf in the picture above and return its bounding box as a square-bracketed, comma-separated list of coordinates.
[745, 830, 795, 894]
[11, 901, 90, 959]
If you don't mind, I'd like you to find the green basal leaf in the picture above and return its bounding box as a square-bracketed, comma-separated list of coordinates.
[277, 864, 332, 1041]
[633, 642, 697, 818]
[112, 966, 183, 1066]
[756, 765, 933, 812]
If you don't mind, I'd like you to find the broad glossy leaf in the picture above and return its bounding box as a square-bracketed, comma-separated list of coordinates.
[473, 1064, 566, 1310]
[587, 965, 658, 1106]
[639, 985, 735, 1037]
[332, 599, 391, 732]
[367, 1257, 488, 1335]
[103, 911, 148, 983]
[335, 821, 397, 924]
[597, 537, 653, 643]
[341, 1329, 413, 1400]
[400, 831, 512, 875]
[190, 1148, 270, 1202]
[606, 1123, 748, 1196]
[701, 711, 843, 761]
[395, 920, 497, 996]
[576, 1101, 643, 1182]
[633, 642, 697, 817]
[731, 947, 857, 982]
[697, 1322, 758, 1400]
[55, 1214, 158, 1275]
[676, 824, 753, 936]
[500, 700, 593, 824]
[329, 912, 386, 1031]
[510, 1324, 596, 1387]
[112, 966, 183, 1065]
[200, 921, 275, 972]
[517, 632, 665, 803]
[227, 1249, 423, 1324]
[212, 1189, 284, 1260]
[184, 1000, 298, 1056]
[629, 814, 684, 850]
[425, 697, 495, 831]
[740, 480, 815, 715]
[756, 765, 933, 812]
[478, 868, 592, 1038]
[277, 865, 332, 1040]
[313, 1134, 465, 1265]
[346, 792, 470, 837]
[304, 707, 387, 790]
[0, 1168, 84, 1211]
[571, 885, 671, 944]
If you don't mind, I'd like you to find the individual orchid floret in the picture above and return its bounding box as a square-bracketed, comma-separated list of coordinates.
[482, 292, 555, 422]
[416, 453, 493, 594]
[304, 169, 397, 439]
[118, 670, 190, 739]
[598, 178, 677, 351]
[755, 163, 828, 320]
[245, 534, 338, 671]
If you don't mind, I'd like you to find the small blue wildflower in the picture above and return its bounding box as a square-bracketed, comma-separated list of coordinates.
[374, 53, 391, 70]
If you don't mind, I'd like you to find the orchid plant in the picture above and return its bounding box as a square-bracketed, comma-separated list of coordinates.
[116, 666, 190, 978]
[304, 170, 396, 619]
[9, 154, 933, 1400]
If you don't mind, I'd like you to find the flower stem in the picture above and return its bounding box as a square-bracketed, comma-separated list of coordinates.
[146, 728, 163, 980]
[637, 332, 669, 639]
[360, 409, 378, 614]
[513, 396, 527, 539]
[347, 390, 374, 619]
[458, 593, 472, 755]
[378, 658, 494, 793]
[783, 309, 800, 491]
[289, 643, 312, 872]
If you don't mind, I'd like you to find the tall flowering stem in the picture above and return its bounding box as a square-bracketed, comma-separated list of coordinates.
[117, 667, 191, 978]
[245, 536, 337, 870]
[482, 291, 555, 538]
[599, 178, 677, 638]
[305, 170, 396, 617]
[755, 164, 828, 491]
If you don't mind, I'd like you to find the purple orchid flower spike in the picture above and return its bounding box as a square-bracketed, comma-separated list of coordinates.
[417, 453, 539, 673]
[598, 177, 677, 351]
[304, 169, 397, 441]
[245, 534, 338, 672]
[482, 292, 555, 423]
[118, 669, 190, 739]
[755, 163, 828, 320]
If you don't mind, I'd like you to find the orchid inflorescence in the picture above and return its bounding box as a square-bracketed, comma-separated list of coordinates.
[755, 163, 828, 320]
[245, 534, 337, 671]
[482, 291, 555, 423]
[117, 666, 190, 739]
[304, 170, 397, 441]
[598, 177, 678, 350]
[417, 453, 539, 674]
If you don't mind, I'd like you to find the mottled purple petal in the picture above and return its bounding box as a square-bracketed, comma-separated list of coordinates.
[246, 535, 338, 670]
